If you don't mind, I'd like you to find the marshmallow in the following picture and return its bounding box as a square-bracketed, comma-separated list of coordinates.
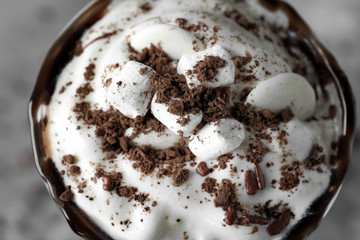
[131, 23, 205, 60]
[151, 93, 202, 136]
[189, 119, 245, 160]
[108, 61, 155, 119]
[245, 73, 316, 120]
[124, 127, 180, 150]
[177, 45, 235, 89]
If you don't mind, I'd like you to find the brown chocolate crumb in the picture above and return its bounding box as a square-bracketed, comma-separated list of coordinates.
[139, 2, 152, 12]
[196, 161, 210, 176]
[139, 67, 148, 75]
[59, 186, 73, 205]
[277, 130, 288, 147]
[84, 63, 96, 81]
[172, 168, 190, 187]
[76, 83, 94, 99]
[201, 177, 217, 194]
[101, 175, 114, 191]
[175, 18, 187, 27]
[232, 103, 293, 132]
[254, 164, 265, 190]
[73, 102, 194, 177]
[69, 166, 81, 176]
[59, 86, 66, 94]
[214, 179, 238, 210]
[267, 209, 292, 236]
[168, 99, 184, 116]
[217, 153, 234, 170]
[245, 142, 268, 164]
[193, 56, 227, 83]
[245, 170, 258, 195]
[280, 107, 294, 122]
[303, 144, 325, 170]
[279, 173, 299, 191]
[224, 209, 237, 225]
[62, 154, 75, 165]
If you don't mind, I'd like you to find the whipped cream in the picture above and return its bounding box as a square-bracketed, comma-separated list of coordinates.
[41, 0, 339, 239]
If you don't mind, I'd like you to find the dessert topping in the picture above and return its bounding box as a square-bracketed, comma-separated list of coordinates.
[196, 161, 210, 176]
[245, 170, 258, 195]
[266, 209, 292, 236]
[177, 45, 235, 89]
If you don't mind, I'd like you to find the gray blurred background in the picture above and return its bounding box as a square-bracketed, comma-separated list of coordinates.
[0, 0, 359, 239]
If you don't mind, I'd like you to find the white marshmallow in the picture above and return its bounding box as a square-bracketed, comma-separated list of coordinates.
[151, 93, 202, 136]
[189, 119, 245, 160]
[131, 23, 205, 60]
[177, 45, 235, 89]
[108, 61, 155, 119]
[124, 127, 180, 150]
[245, 73, 316, 120]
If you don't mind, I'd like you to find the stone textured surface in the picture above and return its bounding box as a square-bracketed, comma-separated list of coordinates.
[0, 0, 358, 239]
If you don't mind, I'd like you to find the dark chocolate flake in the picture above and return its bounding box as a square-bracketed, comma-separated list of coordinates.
[267, 209, 291, 236]
[245, 170, 257, 195]
[254, 164, 265, 190]
[224, 209, 237, 225]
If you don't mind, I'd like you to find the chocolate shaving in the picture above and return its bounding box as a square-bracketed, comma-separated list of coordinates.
[254, 164, 265, 190]
[224, 209, 237, 225]
[245, 170, 257, 195]
[267, 209, 292, 235]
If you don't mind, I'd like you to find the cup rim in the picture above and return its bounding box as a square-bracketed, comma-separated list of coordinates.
[28, 1, 356, 239]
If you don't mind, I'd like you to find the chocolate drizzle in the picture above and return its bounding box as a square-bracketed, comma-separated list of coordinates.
[29, 0, 355, 240]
